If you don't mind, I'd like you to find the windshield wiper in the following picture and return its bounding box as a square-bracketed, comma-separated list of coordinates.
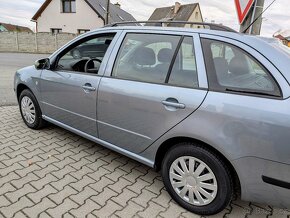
[225, 88, 280, 98]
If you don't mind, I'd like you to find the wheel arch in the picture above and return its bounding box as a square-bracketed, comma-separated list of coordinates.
[16, 83, 32, 101]
[154, 136, 241, 193]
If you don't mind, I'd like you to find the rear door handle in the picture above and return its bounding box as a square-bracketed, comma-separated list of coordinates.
[162, 100, 186, 109]
[82, 83, 96, 92]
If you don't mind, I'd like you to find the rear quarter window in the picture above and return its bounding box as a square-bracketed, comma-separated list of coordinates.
[201, 38, 281, 98]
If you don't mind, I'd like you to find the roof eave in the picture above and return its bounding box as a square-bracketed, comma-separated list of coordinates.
[31, 0, 52, 21]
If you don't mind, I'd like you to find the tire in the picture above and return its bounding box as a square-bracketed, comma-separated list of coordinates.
[161, 142, 233, 215]
[19, 89, 46, 130]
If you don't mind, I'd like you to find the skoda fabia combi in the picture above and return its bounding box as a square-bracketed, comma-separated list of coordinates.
[14, 22, 290, 215]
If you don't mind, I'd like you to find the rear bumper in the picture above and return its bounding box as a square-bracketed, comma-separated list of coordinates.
[232, 157, 290, 209]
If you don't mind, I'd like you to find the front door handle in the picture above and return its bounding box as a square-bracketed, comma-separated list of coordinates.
[82, 83, 96, 92]
[162, 99, 186, 109]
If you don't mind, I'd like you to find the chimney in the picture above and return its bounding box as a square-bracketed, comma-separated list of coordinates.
[114, 2, 121, 8]
[174, 2, 181, 14]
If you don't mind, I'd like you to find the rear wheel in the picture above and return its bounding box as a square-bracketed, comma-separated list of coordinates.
[161, 142, 233, 215]
[19, 89, 46, 130]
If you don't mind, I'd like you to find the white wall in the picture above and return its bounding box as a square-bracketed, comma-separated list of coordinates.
[36, 0, 104, 34]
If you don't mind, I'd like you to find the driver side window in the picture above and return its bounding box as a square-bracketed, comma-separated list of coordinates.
[56, 33, 115, 74]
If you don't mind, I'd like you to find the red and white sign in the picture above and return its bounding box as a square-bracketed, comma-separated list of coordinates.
[235, 0, 255, 24]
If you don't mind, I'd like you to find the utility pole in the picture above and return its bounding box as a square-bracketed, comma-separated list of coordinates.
[105, 0, 110, 25]
[240, 0, 265, 35]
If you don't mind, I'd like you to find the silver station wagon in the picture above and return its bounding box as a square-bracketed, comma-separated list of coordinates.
[14, 21, 290, 215]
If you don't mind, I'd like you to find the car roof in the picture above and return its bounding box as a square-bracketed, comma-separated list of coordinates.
[96, 25, 241, 37]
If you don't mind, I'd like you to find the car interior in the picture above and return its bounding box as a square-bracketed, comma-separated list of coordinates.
[210, 41, 276, 92]
[113, 35, 199, 88]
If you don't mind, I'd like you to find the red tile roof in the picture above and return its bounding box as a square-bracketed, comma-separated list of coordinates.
[0, 22, 33, 32]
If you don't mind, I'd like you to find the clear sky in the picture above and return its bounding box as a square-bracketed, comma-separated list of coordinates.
[0, 0, 289, 36]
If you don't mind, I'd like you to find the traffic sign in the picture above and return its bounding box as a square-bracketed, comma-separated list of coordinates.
[235, 0, 255, 24]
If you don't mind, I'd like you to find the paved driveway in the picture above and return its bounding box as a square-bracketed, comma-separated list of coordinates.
[0, 106, 289, 218]
[0, 53, 48, 106]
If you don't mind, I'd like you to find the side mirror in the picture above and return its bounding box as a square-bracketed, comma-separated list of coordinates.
[35, 58, 50, 70]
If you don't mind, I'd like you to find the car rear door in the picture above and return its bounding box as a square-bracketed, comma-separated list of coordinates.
[97, 30, 208, 153]
[199, 34, 290, 163]
[40, 31, 121, 137]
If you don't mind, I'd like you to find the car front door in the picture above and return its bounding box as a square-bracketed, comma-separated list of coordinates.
[97, 31, 208, 153]
[40, 31, 120, 137]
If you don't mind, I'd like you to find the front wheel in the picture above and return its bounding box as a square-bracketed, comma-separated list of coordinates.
[19, 89, 46, 130]
[161, 143, 233, 215]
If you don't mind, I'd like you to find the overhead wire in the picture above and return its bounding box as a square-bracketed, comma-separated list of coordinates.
[243, 0, 278, 33]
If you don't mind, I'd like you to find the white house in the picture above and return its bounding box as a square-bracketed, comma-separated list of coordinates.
[31, 0, 136, 34]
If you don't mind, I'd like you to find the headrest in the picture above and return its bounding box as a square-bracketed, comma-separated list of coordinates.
[214, 57, 229, 75]
[133, 47, 156, 65]
[158, 48, 173, 63]
[228, 57, 249, 76]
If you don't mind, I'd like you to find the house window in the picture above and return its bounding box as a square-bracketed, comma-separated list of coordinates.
[51, 28, 62, 34]
[62, 0, 76, 13]
[78, 29, 90, 34]
[195, 12, 199, 19]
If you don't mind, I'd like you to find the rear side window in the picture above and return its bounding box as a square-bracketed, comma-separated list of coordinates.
[112, 33, 180, 84]
[112, 33, 199, 88]
[168, 37, 198, 88]
[201, 39, 281, 97]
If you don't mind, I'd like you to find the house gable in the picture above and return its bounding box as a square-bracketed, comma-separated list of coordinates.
[35, 0, 104, 33]
[32, 0, 53, 21]
[185, 4, 203, 28]
[32, 0, 136, 32]
[148, 3, 202, 27]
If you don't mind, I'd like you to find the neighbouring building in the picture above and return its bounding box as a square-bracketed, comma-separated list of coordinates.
[0, 22, 33, 33]
[148, 2, 203, 28]
[31, 0, 136, 34]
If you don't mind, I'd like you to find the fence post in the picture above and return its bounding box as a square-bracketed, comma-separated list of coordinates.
[15, 31, 19, 51]
[35, 33, 38, 53]
[55, 34, 58, 50]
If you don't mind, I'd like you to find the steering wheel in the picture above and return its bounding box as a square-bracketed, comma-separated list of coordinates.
[84, 58, 102, 73]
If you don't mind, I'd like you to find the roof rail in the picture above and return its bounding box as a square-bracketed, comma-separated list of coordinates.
[105, 21, 237, 32]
